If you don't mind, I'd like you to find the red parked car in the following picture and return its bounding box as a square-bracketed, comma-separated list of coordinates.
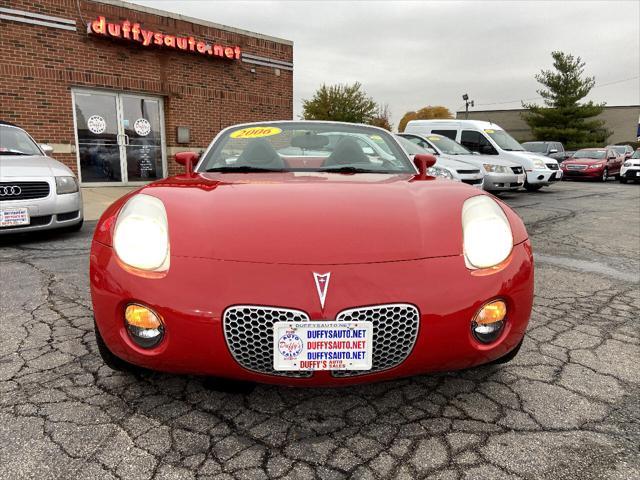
[91, 121, 534, 386]
[561, 147, 623, 181]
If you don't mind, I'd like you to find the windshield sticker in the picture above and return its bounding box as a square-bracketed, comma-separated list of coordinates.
[230, 126, 282, 139]
[87, 115, 106, 134]
[427, 136, 441, 141]
[370, 135, 383, 141]
[134, 118, 151, 136]
[484, 129, 495, 134]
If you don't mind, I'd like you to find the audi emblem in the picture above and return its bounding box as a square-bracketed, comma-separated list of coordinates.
[0, 186, 22, 197]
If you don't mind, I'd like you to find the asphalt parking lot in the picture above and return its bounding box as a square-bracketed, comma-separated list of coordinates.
[1, 181, 638, 480]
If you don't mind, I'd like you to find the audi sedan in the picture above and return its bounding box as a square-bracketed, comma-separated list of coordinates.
[91, 121, 534, 386]
[0, 122, 83, 234]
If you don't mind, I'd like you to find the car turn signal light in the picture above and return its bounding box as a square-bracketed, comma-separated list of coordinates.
[475, 300, 507, 325]
[125, 304, 162, 329]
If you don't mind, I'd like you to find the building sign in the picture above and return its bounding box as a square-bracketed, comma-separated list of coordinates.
[88, 16, 241, 60]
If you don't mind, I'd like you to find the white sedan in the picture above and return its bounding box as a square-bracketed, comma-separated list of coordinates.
[0, 122, 83, 234]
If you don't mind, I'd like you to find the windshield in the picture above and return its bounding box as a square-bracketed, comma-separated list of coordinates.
[611, 146, 626, 154]
[396, 135, 429, 155]
[424, 134, 471, 155]
[484, 129, 525, 151]
[522, 142, 548, 153]
[631, 150, 640, 159]
[0, 125, 42, 155]
[200, 122, 414, 173]
[573, 149, 606, 159]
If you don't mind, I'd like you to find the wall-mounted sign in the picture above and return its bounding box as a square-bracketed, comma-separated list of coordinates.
[88, 16, 241, 61]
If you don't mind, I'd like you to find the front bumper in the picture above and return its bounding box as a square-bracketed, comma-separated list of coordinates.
[620, 166, 640, 180]
[0, 178, 83, 234]
[561, 167, 603, 179]
[526, 168, 560, 186]
[91, 240, 534, 386]
[483, 172, 524, 191]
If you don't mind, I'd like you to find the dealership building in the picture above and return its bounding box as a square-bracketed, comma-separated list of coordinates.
[1, 0, 293, 185]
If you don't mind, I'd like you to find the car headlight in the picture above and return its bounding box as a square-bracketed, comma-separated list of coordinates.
[589, 163, 604, 169]
[483, 164, 509, 173]
[623, 161, 631, 167]
[113, 194, 170, 271]
[462, 196, 513, 269]
[427, 165, 455, 180]
[532, 158, 546, 169]
[55, 176, 78, 194]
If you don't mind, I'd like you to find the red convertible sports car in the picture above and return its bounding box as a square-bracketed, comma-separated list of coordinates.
[91, 121, 534, 386]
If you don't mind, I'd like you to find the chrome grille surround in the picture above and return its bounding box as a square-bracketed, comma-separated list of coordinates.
[567, 164, 587, 170]
[332, 303, 420, 377]
[223, 305, 312, 378]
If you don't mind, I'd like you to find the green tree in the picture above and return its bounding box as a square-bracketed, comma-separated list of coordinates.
[302, 82, 377, 124]
[398, 106, 453, 132]
[522, 51, 610, 149]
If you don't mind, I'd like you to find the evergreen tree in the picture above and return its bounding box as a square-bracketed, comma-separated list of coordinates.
[522, 51, 610, 148]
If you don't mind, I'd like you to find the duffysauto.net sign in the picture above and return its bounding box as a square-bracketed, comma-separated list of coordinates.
[88, 16, 241, 60]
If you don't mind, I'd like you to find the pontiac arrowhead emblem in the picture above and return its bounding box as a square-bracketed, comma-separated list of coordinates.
[313, 272, 331, 309]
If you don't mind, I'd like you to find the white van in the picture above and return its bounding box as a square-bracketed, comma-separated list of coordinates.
[404, 119, 561, 191]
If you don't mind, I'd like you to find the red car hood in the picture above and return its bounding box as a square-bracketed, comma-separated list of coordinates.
[563, 158, 603, 165]
[105, 172, 524, 265]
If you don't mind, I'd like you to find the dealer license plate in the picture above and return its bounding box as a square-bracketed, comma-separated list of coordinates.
[0, 208, 30, 227]
[517, 174, 525, 184]
[273, 321, 373, 371]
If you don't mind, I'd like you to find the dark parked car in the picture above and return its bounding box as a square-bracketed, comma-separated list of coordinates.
[561, 148, 623, 181]
[522, 141, 568, 161]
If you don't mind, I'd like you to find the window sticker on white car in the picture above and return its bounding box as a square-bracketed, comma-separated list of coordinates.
[230, 126, 282, 139]
[484, 129, 495, 134]
[134, 118, 151, 136]
[87, 115, 106, 134]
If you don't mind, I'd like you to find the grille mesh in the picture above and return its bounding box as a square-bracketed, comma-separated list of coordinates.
[223, 303, 420, 378]
[223, 306, 312, 377]
[511, 166, 524, 174]
[546, 163, 559, 170]
[333, 304, 419, 377]
[0, 182, 50, 200]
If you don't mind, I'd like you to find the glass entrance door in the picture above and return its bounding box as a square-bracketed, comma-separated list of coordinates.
[72, 90, 166, 185]
[74, 91, 122, 183]
[121, 95, 164, 182]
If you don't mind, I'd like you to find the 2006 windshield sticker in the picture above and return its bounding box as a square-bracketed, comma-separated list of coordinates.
[230, 126, 282, 139]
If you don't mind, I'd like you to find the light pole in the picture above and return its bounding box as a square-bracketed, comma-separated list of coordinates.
[462, 94, 474, 120]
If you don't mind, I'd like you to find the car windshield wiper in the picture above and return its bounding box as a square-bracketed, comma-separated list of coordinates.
[318, 166, 384, 174]
[0, 150, 30, 155]
[205, 166, 286, 173]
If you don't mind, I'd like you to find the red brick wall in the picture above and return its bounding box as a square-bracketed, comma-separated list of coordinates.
[0, 0, 293, 176]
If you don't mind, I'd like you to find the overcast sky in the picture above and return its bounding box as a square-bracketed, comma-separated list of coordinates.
[130, 0, 639, 127]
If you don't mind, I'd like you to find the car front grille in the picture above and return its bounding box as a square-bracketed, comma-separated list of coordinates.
[462, 178, 483, 185]
[511, 166, 523, 174]
[546, 163, 559, 170]
[0, 181, 50, 201]
[332, 304, 420, 377]
[223, 303, 420, 378]
[456, 169, 480, 175]
[566, 164, 587, 170]
[223, 306, 312, 378]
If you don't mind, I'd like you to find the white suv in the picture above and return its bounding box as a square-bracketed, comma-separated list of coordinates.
[404, 119, 561, 191]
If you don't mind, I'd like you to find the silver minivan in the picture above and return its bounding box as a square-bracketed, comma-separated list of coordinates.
[404, 119, 561, 191]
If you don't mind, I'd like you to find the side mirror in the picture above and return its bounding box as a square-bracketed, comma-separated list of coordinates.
[40, 144, 54, 156]
[413, 153, 437, 176]
[175, 151, 199, 175]
[549, 148, 558, 154]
